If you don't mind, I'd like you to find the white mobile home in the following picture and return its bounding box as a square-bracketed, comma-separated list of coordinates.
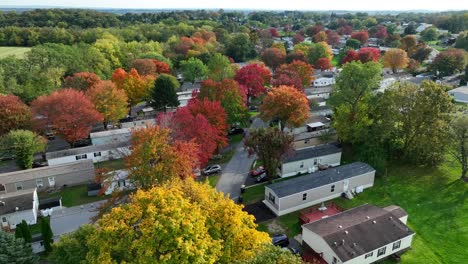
[313, 77, 335, 87]
[264, 162, 375, 216]
[90, 128, 131, 146]
[46, 142, 130, 166]
[281, 144, 342, 177]
[302, 204, 415, 264]
[448, 86, 468, 103]
[0, 188, 39, 229]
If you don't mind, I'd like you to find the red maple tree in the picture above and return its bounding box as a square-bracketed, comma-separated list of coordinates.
[261, 47, 286, 70]
[357, 47, 381, 63]
[0, 95, 31, 135]
[351, 31, 369, 44]
[315, 58, 333, 71]
[342, 50, 359, 64]
[235, 63, 271, 99]
[62, 72, 101, 90]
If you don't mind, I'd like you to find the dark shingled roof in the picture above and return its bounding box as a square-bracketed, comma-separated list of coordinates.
[267, 162, 375, 198]
[283, 144, 341, 163]
[0, 189, 35, 215]
[304, 204, 414, 262]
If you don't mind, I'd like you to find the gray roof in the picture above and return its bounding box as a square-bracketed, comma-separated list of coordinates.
[0, 160, 94, 184]
[283, 144, 341, 163]
[304, 204, 414, 262]
[46, 141, 129, 160]
[0, 188, 36, 215]
[268, 162, 374, 198]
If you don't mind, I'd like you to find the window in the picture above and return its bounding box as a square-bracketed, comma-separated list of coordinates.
[314, 158, 318, 165]
[377, 247, 386, 257]
[300, 162, 304, 168]
[365, 252, 373, 259]
[0, 184, 5, 192]
[48, 177, 56, 187]
[94, 152, 102, 157]
[1, 217, 7, 223]
[302, 193, 307, 200]
[269, 193, 275, 204]
[15, 183, 23, 191]
[331, 185, 335, 192]
[393, 240, 401, 251]
[304, 139, 309, 144]
[36, 179, 44, 188]
[75, 154, 87, 160]
[332, 257, 337, 264]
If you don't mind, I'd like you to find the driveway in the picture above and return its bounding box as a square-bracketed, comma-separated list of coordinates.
[216, 117, 267, 200]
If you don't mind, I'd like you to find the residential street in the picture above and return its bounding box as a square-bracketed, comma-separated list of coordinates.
[216, 117, 267, 200]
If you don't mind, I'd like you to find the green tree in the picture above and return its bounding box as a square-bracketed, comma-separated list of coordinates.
[420, 27, 439, 41]
[180, 57, 208, 84]
[0, 231, 38, 264]
[14, 220, 32, 244]
[49, 225, 94, 264]
[244, 128, 293, 183]
[345, 38, 361, 49]
[448, 115, 468, 181]
[455, 31, 468, 51]
[3, 130, 46, 169]
[149, 74, 180, 112]
[240, 244, 303, 264]
[431, 49, 467, 78]
[225, 33, 255, 62]
[329, 61, 382, 144]
[41, 217, 53, 253]
[308, 42, 332, 65]
[207, 53, 235, 81]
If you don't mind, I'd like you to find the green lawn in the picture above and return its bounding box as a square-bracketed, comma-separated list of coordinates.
[95, 159, 125, 171]
[229, 134, 244, 144]
[332, 56, 339, 67]
[0, 47, 31, 59]
[208, 149, 235, 166]
[206, 174, 221, 188]
[39, 185, 109, 207]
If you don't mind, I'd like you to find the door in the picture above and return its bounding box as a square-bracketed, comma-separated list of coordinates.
[1, 216, 8, 228]
[48, 177, 56, 187]
[343, 179, 349, 192]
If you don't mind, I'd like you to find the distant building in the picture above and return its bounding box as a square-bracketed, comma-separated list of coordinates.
[0, 188, 39, 229]
[313, 77, 335, 87]
[448, 86, 468, 103]
[90, 128, 131, 146]
[302, 204, 415, 264]
[46, 142, 130, 166]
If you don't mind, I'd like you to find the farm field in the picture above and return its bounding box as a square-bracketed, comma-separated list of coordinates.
[0, 46, 31, 59]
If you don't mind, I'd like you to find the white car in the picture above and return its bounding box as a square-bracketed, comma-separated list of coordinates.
[202, 165, 222, 175]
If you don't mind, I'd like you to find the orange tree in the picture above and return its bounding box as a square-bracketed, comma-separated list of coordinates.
[382, 48, 410, 73]
[86, 80, 128, 128]
[0, 95, 31, 135]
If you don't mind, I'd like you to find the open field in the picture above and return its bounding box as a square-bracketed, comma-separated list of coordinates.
[0, 47, 31, 59]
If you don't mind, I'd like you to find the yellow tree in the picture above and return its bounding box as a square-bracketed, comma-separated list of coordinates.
[85, 179, 271, 264]
[111, 68, 155, 107]
[86, 80, 129, 128]
[260, 85, 310, 131]
[383, 48, 410, 73]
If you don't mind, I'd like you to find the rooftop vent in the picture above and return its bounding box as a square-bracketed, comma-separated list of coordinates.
[372, 220, 377, 224]
[341, 239, 345, 245]
[0, 201, 5, 206]
[366, 216, 370, 219]
[333, 242, 338, 246]
[344, 230, 349, 235]
[15, 207, 19, 211]
[352, 243, 357, 248]
[389, 216, 393, 220]
[338, 225, 343, 229]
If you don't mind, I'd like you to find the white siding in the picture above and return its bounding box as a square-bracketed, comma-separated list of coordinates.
[48, 147, 130, 166]
[303, 227, 342, 264]
[2, 210, 36, 229]
[281, 152, 342, 178]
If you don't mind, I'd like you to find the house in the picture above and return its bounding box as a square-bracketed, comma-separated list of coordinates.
[415, 23, 433, 33]
[448, 86, 468, 103]
[281, 144, 342, 177]
[285, 115, 331, 135]
[90, 128, 131, 146]
[0, 188, 39, 229]
[293, 129, 337, 150]
[302, 204, 415, 264]
[305, 87, 333, 99]
[120, 117, 156, 129]
[313, 77, 335, 87]
[0, 160, 95, 193]
[46, 142, 130, 166]
[264, 162, 375, 216]
[177, 90, 196, 107]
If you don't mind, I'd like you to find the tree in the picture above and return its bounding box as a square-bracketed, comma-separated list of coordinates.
[313, 31, 327, 43]
[3, 130, 46, 169]
[261, 47, 286, 70]
[292, 32, 304, 45]
[342, 49, 359, 64]
[383, 48, 410, 73]
[180, 57, 208, 84]
[49, 225, 94, 264]
[14, 220, 32, 243]
[306, 25, 324, 37]
[235, 63, 271, 100]
[130, 59, 171, 76]
[286, 50, 307, 63]
[31, 89, 103, 147]
[411, 44, 432, 62]
[260, 86, 310, 131]
[357, 47, 381, 63]
[431, 49, 467, 78]
[149, 73, 180, 112]
[400, 35, 418, 56]
[421, 27, 439, 41]
[448, 115, 468, 182]
[41, 217, 53, 253]
[125, 126, 199, 189]
[86, 80, 128, 128]
[198, 79, 248, 125]
[315, 57, 333, 70]
[345, 38, 361, 49]
[111, 68, 155, 107]
[242, 244, 303, 264]
[308, 42, 333, 65]
[271, 69, 303, 91]
[277, 60, 314, 87]
[0, 95, 31, 136]
[351, 31, 369, 44]
[374, 25, 388, 41]
[455, 31, 468, 51]
[225, 33, 255, 62]
[244, 128, 293, 182]
[62, 72, 101, 91]
[0, 231, 38, 264]
[404, 24, 416, 35]
[329, 61, 382, 144]
[85, 179, 270, 263]
[326, 30, 340, 47]
[207, 53, 235, 81]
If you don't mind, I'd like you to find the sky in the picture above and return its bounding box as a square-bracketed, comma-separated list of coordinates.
[0, 0, 466, 11]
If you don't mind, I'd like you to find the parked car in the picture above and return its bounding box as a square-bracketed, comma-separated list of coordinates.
[255, 173, 268, 183]
[202, 165, 222, 175]
[228, 127, 244, 135]
[250, 166, 265, 177]
[272, 234, 289, 247]
[248, 105, 258, 111]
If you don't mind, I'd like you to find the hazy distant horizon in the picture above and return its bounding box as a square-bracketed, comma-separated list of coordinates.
[0, 0, 466, 12]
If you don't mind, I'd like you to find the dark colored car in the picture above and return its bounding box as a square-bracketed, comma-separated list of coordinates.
[248, 105, 258, 111]
[272, 234, 289, 247]
[250, 166, 265, 177]
[255, 173, 268, 183]
[228, 127, 244, 135]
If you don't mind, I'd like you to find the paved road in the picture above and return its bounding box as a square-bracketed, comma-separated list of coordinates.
[216, 117, 267, 200]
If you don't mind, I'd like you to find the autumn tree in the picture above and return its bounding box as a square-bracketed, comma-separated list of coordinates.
[400, 35, 418, 56]
[383, 48, 410, 73]
[357, 47, 381, 63]
[150, 73, 180, 112]
[85, 179, 271, 263]
[0, 95, 31, 135]
[62, 72, 101, 91]
[242, 244, 303, 264]
[180, 57, 208, 84]
[308, 42, 333, 66]
[374, 25, 388, 41]
[3, 130, 46, 169]
[411, 44, 432, 62]
[207, 53, 235, 81]
[0, 231, 38, 264]
[277, 60, 314, 87]
[448, 115, 468, 182]
[431, 49, 467, 78]
[306, 24, 324, 37]
[315, 57, 333, 70]
[260, 86, 310, 130]
[271, 69, 304, 91]
[329, 61, 382, 144]
[244, 128, 293, 182]
[198, 79, 248, 125]
[292, 32, 304, 45]
[261, 47, 286, 70]
[351, 31, 369, 45]
[49, 225, 95, 264]
[125, 126, 199, 189]
[131, 59, 171, 76]
[235, 63, 271, 100]
[86, 80, 128, 128]
[286, 50, 307, 63]
[111, 68, 155, 107]
[326, 30, 340, 47]
[313, 31, 327, 43]
[342, 49, 359, 64]
[31, 89, 103, 147]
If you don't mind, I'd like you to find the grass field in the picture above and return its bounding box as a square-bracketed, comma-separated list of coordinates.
[0, 47, 31, 59]
[251, 159, 468, 263]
